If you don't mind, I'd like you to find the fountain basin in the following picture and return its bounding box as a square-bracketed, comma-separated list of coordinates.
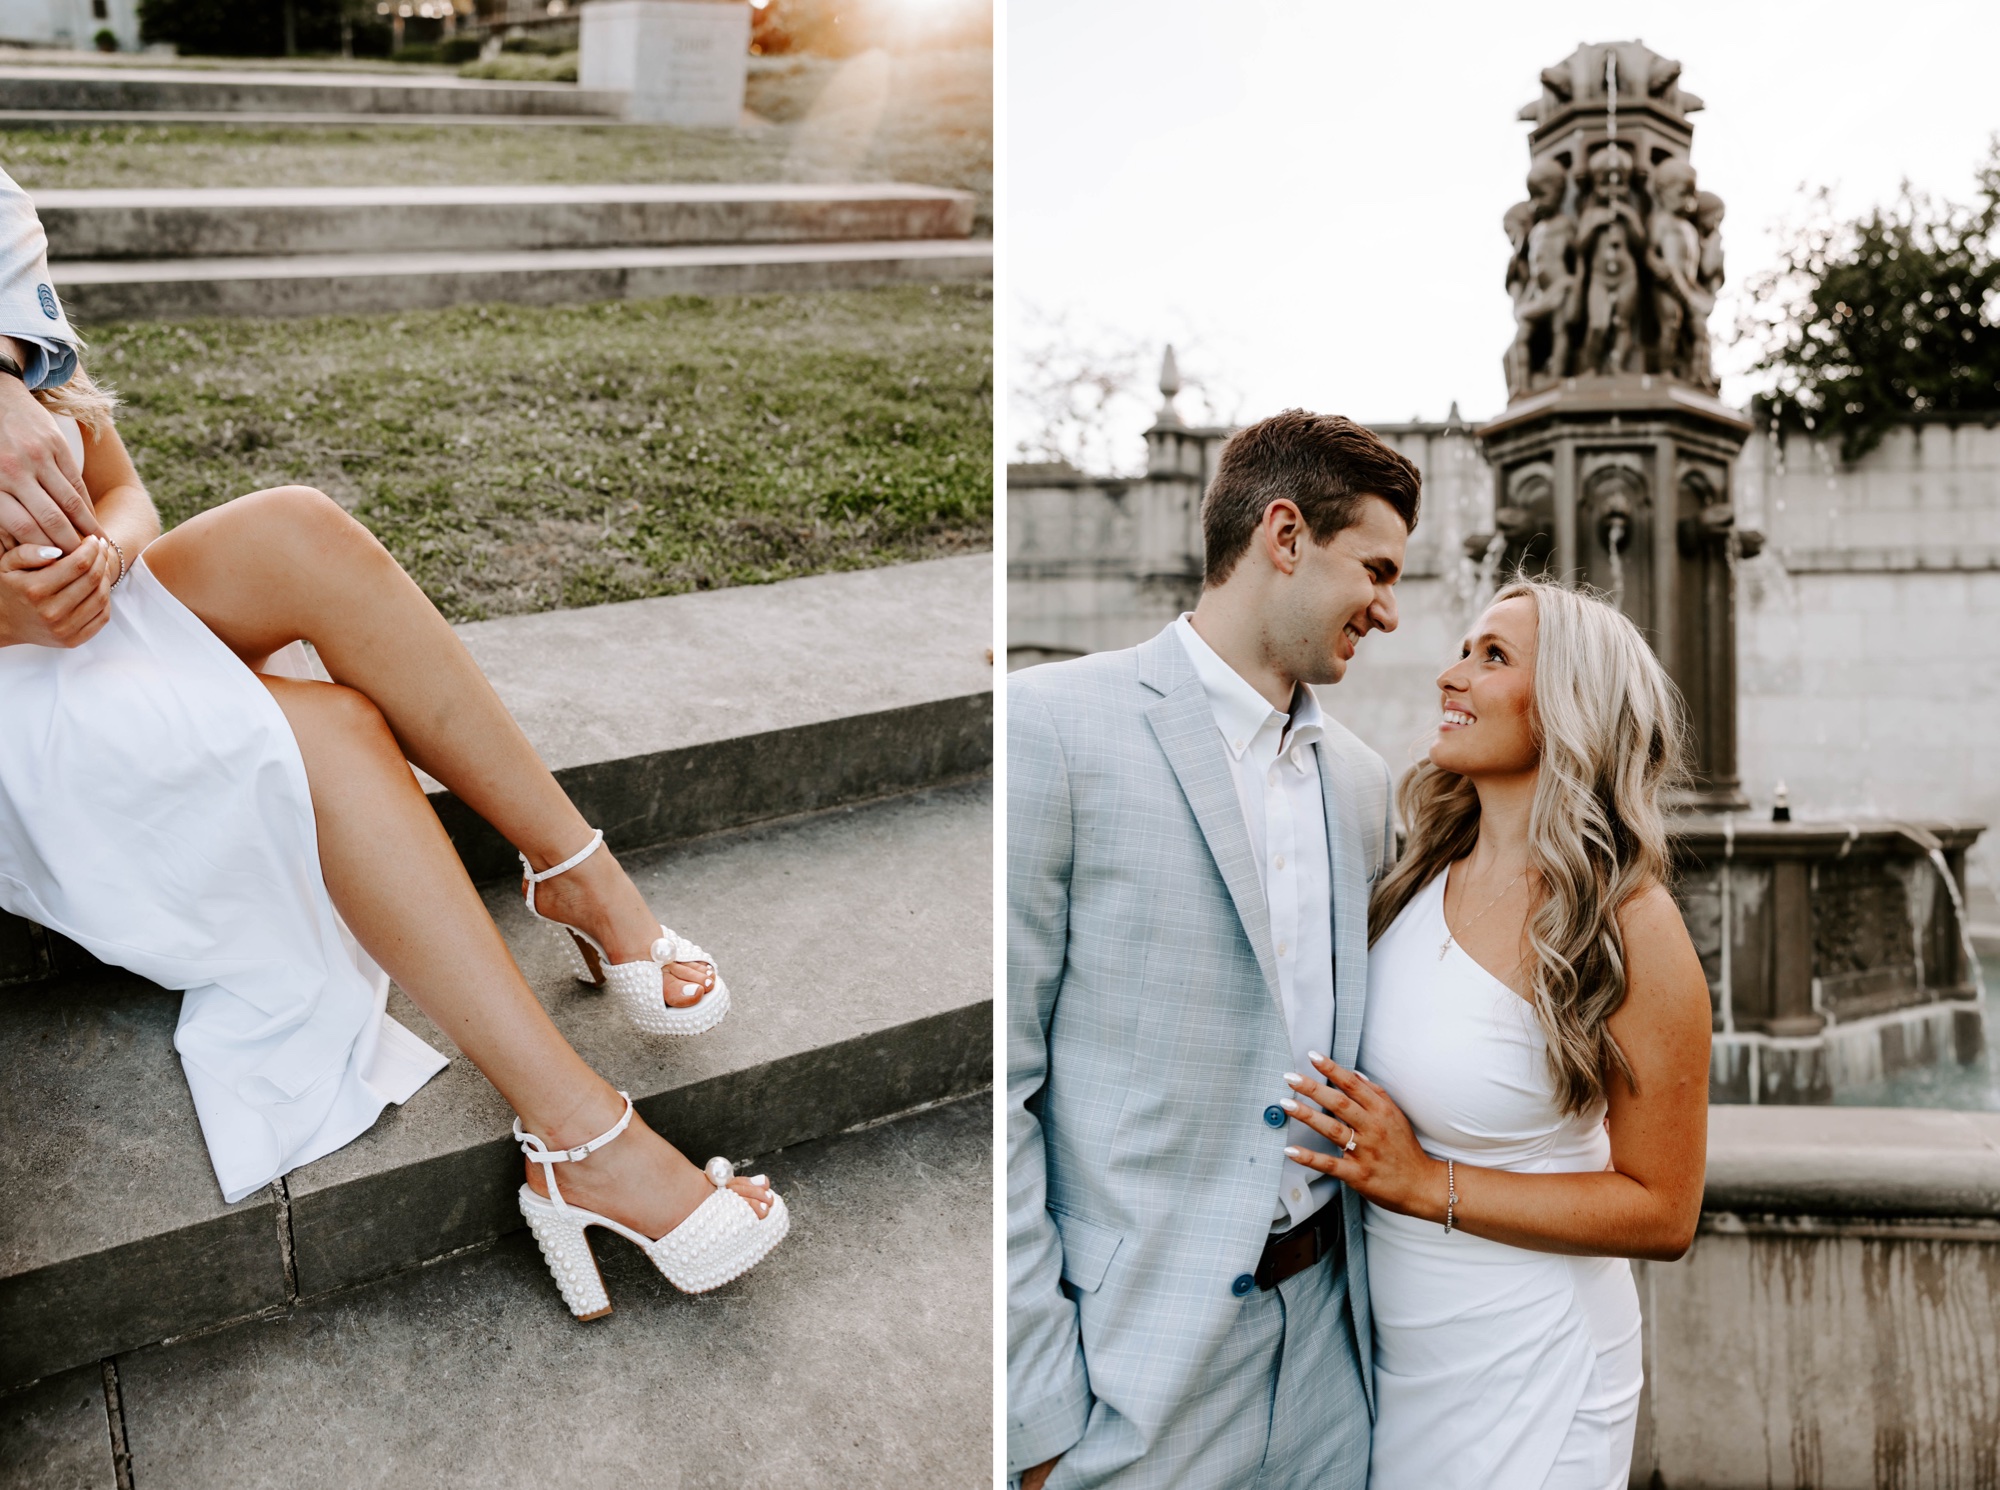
[1672, 816, 1986, 1103]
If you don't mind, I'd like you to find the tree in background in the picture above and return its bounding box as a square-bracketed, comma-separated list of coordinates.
[1011, 308, 1236, 478]
[1743, 141, 2000, 461]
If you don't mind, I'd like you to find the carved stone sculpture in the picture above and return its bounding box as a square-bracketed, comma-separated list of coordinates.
[1646, 159, 1703, 382]
[1500, 41, 1725, 398]
[1575, 145, 1646, 375]
[1504, 158, 1577, 395]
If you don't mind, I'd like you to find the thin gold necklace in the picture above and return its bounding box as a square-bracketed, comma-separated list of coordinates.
[1438, 860, 1529, 962]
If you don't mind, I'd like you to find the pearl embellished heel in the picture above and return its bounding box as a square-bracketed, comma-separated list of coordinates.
[515, 1092, 789, 1319]
[520, 829, 731, 1037]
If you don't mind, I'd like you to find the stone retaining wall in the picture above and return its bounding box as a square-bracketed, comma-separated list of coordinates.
[1630, 1107, 2000, 1488]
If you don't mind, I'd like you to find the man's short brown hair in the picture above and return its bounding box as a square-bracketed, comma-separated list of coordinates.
[1201, 410, 1421, 585]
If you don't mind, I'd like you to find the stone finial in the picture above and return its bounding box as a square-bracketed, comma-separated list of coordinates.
[1155, 344, 1184, 428]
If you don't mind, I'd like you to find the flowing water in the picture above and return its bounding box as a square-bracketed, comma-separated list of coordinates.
[1830, 959, 2000, 1109]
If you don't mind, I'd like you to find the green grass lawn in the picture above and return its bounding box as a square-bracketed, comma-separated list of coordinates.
[89, 284, 991, 621]
[0, 50, 992, 234]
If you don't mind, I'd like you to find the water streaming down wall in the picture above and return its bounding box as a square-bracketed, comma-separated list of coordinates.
[1682, 819, 1987, 1103]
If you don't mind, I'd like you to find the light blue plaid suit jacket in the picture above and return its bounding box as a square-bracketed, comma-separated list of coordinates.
[1008, 624, 1395, 1486]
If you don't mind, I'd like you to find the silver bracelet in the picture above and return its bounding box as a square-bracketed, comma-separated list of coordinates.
[1443, 1158, 1457, 1235]
[106, 536, 126, 587]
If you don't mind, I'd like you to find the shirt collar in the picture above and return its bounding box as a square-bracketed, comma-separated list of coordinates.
[1174, 614, 1320, 761]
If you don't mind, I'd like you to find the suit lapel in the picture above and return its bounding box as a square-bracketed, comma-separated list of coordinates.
[1315, 728, 1369, 1069]
[1138, 631, 1284, 1016]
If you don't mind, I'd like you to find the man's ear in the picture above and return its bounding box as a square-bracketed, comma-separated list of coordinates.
[1261, 499, 1305, 575]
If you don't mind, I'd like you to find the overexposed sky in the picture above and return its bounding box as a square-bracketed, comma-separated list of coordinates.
[1008, 0, 2000, 450]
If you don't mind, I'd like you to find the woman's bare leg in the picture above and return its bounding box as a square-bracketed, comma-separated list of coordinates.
[259, 674, 771, 1233]
[141, 485, 713, 1008]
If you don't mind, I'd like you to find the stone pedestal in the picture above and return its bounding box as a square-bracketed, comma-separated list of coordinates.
[1476, 377, 1754, 809]
[579, 0, 749, 127]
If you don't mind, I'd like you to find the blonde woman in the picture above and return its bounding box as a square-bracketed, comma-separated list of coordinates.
[1279, 578, 1711, 1489]
[0, 364, 787, 1317]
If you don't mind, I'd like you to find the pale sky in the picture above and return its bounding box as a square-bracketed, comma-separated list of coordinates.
[1007, 0, 2000, 459]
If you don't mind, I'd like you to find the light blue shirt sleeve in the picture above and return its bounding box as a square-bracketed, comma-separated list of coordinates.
[0, 166, 78, 389]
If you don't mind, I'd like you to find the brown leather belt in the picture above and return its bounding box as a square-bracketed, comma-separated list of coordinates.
[1255, 1203, 1344, 1291]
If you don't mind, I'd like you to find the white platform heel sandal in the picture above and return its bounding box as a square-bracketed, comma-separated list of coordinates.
[515, 1092, 790, 1319]
[520, 828, 731, 1037]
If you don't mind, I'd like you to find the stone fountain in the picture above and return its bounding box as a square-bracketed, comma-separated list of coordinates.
[1469, 41, 1987, 1103]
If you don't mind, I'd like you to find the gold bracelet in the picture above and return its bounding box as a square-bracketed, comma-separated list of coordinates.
[106, 536, 127, 587]
[1443, 1158, 1457, 1235]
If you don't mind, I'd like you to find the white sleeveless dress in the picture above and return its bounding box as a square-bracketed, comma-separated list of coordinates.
[0, 418, 447, 1204]
[1358, 871, 1643, 1490]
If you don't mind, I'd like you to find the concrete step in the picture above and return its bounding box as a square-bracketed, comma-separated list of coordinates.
[34, 183, 978, 261]
[0, 554, 993, 986]
[0, 108, 617, 125]
[0, 64, 624, 117]
[52, 237, 994, 320]
[0, 1093, 991, 1489]
[0, 779, 991, 1392]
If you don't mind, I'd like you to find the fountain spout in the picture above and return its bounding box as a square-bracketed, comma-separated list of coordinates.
[1604, 514, 1628, 610]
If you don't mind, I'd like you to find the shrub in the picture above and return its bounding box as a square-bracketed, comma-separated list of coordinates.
[500, 29, 575, 55]
[457, 50, 576, 83]
[137, 0, 392, 57]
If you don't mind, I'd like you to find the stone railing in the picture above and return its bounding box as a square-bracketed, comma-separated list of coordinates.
[1630, 1106, 2000, 1489]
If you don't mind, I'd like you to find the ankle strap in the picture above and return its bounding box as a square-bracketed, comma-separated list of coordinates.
[520, 828, 604, 886]
[513, 1090, 633, 1211]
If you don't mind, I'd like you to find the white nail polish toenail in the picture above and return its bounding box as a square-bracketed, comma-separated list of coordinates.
[683, 983, 700, 998]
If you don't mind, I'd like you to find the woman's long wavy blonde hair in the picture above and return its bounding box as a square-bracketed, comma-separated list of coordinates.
[1367, 577, 1691, 1115]
[32, 356, 119, 436]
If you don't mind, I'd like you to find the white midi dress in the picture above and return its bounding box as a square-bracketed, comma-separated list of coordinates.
[1358, 871, 1643, 1490]
[0, 419, 447, 1203]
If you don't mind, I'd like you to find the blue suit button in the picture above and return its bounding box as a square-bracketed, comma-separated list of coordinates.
[1263, 1104, 1286, 1128]
[1232, 1273, 1255, 1297]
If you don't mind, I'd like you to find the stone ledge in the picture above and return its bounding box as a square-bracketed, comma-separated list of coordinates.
[113, 1095, 992, 1488]
[53, 238, 993, 321]
[430, 552, 993, 877]
[0, 109, 615, 126]
[1704, 1105, 2000, 1218]
[0, 780, 990, 1390]
[2, 554, 994, 974]
[0, 1363, 114, 1490]
[36, 183, 978, 261]
[0, 64, 625, 116]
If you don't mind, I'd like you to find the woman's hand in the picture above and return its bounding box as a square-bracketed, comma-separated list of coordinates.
[1281, 1055, 1448, 1222]
[0, 536, 114, 649]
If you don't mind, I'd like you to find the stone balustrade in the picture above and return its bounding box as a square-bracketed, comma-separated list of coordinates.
[1631, 1106, 2000, 1488]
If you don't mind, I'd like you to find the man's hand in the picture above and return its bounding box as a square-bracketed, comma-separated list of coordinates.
[0, 536, 113, 649]
[1022, 1455, 1061, 1490]
[0, 371, 99, 552]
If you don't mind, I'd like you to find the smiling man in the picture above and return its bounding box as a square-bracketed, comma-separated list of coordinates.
[1008, 410, 1420, 1490]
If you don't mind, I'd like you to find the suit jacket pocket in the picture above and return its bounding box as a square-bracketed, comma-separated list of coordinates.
[1050, 1208, 1123, 1294]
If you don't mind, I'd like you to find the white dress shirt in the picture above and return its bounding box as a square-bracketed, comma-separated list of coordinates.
[1173, 615, 1339, 1230]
